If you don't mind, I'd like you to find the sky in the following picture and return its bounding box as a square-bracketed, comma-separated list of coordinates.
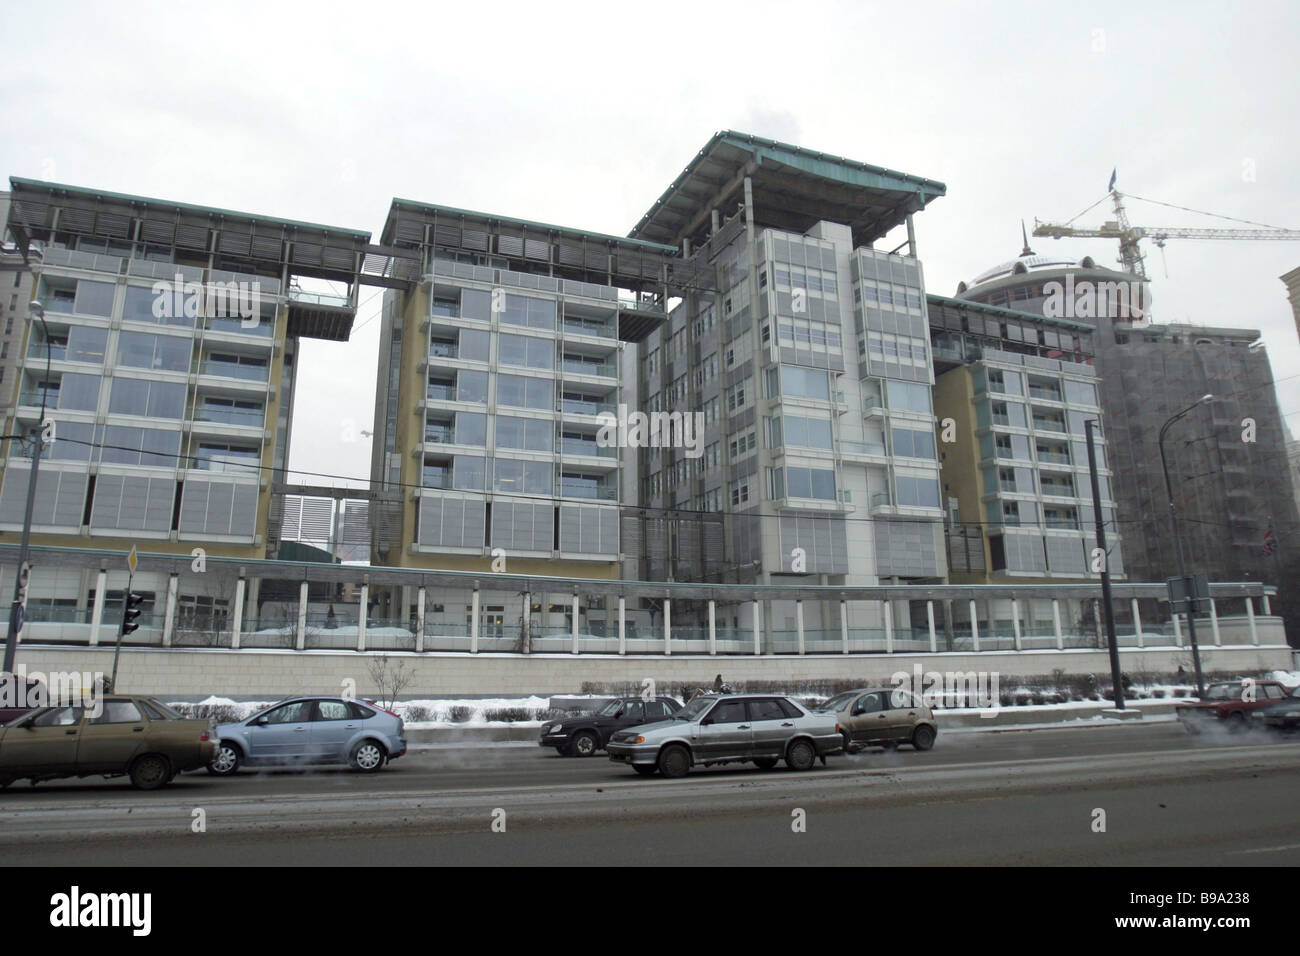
[2, 0, 1298, 489]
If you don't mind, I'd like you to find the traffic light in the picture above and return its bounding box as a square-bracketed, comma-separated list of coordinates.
[122, 592, 145, 636]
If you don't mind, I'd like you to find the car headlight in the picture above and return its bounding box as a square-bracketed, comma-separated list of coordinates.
[548, 724, 564, 734]
[630, 735, 646, 744]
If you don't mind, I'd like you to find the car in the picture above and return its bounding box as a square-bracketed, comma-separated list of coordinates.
[539, 696, 681, 756]
[1175, 680, 1289, 733]
[0, 672, 45, 725]
[1249, 684, 1300, 733]
[0, 696, 216, 790]
[208, 697, 406, 775]
[818, 687, 938, 753]
[606, 693, 842, 778]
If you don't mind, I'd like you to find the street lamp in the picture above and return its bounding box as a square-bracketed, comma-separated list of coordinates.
[3, 301, 53, 673]
[1158, 393, 1214, 698]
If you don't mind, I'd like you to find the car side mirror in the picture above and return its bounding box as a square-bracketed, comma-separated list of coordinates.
[254, 716, 269, 726]
[851, 707, 863, 716]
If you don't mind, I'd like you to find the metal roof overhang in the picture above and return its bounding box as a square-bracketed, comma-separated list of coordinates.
[6, 177, 371, 287]
[631, 131, 947, 250]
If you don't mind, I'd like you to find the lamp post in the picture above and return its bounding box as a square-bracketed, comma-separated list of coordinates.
[1158, 394, 1214, 698]
[3, 301, 52, 673]
[1084, 419, 1123, 709]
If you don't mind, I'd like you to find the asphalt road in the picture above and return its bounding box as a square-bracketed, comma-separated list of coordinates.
[2, 721, 1297, 865]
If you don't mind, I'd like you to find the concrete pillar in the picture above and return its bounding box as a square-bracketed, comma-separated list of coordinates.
[1172, 611, 1183, 647]
[296, 580, 308, 650]
[466, 588, 475, 653]
[841, 600, 849, 655]
[231, 577, 245, 650]
[357, 583, 369, 651]
[88, 569, 107, 646]
[1011, 598, 1022, 651]
[618, 596, 626, 656]
[752, 599, 761, 656]
[418, 587, 428, 652]
[969, 599, 980, 651]
[522, 591, 531, 654]
[1263, 592, 1272, 615]
[664, 598, 672, 656]
[796, 600, 805, 655]
[1247, 595, 1259, 645]
[927, 601, 937, 653]
[1130, 597, 1142, 649]
[884, 602, 894, 654]
[162, 573, 178, 647]
[1052, 599, 1063, 650]
[708, 600, 717, 656]
[571, 593, 580, 655]
[1209, 598, 1222, 646]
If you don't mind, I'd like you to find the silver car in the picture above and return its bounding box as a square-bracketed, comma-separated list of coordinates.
[208, 697, 406, 775]
[606, 694, 842, 778]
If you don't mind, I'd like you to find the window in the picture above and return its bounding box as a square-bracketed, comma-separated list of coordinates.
[726, 379, 750, 411]
[500, 294, 556, 330]
[729, 478, 751, 507]
[729, 430, 757, 459]
[497, 374, 554, 410]
[109, 378, 185, 419]
[262, 702, 313, 724]
[455, 412, 487, 446]
[455, 369, 489, 404]
[895, 475, 941, 508]
[315, 700, 352, 720]
[748, 699, 787, 721]
[706, 700, 747, 724]
[496, 416, 553, 452]
[499, 333, 554, 370]
[453, 456, 487, 491]
[786, 466, 836, 500]
[119, 332, 191, 372]
[779, 365, 829, 401]
[204, 351, 267, 382]
[885, 380, 932, 414]
[73, 280, 114, 317]
[90, 701, 142, 724]
[57, 372, 103, 412]
[101, 426, 182, 467]
[493, 457, 553, 495]
[782, 414, 833, 449]
[891, 427, 936, 459]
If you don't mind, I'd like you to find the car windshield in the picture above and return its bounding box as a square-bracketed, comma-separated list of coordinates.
[675, 696, 716, 720]
[143, 698, 183, 719]
[819, 692, 858, 712]
[597, 699, 625, 716]
[1204, 684, 1245, 700]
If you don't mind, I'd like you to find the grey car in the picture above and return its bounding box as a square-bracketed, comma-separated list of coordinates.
[208, 697, 406, 775]
[606, 693, 842, 778]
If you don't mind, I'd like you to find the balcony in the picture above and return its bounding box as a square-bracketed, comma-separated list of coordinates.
[1027, 387, 1063, 402]
[561, 438, 617, 459]
[561, 358, 617, 378]
[560, 481, 617, 501]
[287, 287, 355, 342]
[429, 343, 459, 360]
[559, 397, 615, 417]
[204, 315, 274, 339]
[426, 384, 457, 402]
[193, 406, 265, 428]
[424, 426, 455, 444]
[1036, 450, 1071, 465]
[839, 439, 886, 458]
[563, 319, 616, 340]
[201, 360, 269, 383]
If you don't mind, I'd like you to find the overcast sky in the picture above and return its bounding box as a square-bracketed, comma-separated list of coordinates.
[3, 0, 1297, 489]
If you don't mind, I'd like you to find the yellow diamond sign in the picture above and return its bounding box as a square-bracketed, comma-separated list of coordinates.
[127, 545, 138, 575]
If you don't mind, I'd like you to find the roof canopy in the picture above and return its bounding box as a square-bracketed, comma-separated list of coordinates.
[630, 130, 946, 249]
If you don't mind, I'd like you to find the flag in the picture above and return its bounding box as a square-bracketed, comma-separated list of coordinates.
[1261, 527, 1277, 557]
[1108, 168, 1117, 192]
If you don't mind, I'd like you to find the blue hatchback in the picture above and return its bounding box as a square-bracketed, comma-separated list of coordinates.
[208, 697, 406, 775]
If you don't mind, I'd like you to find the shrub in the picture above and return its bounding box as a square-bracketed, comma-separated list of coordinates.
[483, 706, 533, 723]
[448, 705, 474, 723]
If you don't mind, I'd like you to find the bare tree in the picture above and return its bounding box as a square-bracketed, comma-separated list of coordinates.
[365, 654, 415, 710]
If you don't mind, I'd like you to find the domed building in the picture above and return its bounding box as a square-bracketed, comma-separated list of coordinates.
[952, 239, 1300, 645]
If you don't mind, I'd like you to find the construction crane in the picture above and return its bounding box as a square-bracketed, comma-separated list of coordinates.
[1033, 179, 1300, 280]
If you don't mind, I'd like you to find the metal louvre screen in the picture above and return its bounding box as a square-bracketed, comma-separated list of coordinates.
[490, 500, 551, 553]
[558, 504, 618, 555]
[89, 474, 173, 532]
[179, 480, 258, 537]
[0, 468, 87, 529]
[418, 496, 485, 550]
[778, 513, 849, 574]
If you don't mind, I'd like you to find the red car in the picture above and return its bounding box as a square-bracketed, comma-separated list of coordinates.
[1176, 680, 1290, 733]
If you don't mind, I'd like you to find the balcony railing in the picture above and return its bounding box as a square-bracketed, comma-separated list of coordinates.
[840, 439, 886, 456]
[424, 428, 455, 444]
[195, 406, 265, 427]
[562, 359, 616, 377]
[560, 482, 617, 500]
[201, 360, 268, 382]
[562, 320, 614, 339]
[19, 389, 58, 407]
[870, 491, 891, 509]
[561, 439, 616, 458]
[205, 316, 273, 338]
[289, 289, 350, 309]
[1028, 387, 1062, 402]
[1036, 451, 1071, 464]
[559, 398, 615, 416]
[427, 384, 457, 401]
[1032, 418, 1066, 432]
[429, 343, 458, 359]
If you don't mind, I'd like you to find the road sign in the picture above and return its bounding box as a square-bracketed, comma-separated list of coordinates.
[1167, 574, 1211, 613]
[127, 545, 138, 575]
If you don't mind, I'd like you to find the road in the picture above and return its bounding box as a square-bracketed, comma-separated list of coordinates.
[2, 722, 1297, 865]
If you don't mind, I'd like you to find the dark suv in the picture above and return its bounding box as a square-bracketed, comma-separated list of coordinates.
[540, 696, 681, 756]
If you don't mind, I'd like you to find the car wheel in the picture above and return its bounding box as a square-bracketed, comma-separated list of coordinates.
[129, 754, 171, 791]
[207, 742, 242, 776]
[633, 765, 658, 777]
[785, 739, 816, 771]
[911, 725, 937, 751]
[571, 730, 599, 757]
[1227, 713, 1247, 734]
[753, 758, 779, 770]
[657, 744, 690, 778]
[841, 733, 858, 755]
[349, 739, 387, 773]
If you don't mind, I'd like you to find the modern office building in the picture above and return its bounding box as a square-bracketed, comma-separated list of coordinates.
[928, 294, 1120, 584]
[629, 132, 947, 647]
[366, 199, 678, 640]
[0, 177, 371, 635]
[0, 192, 38, 414]
[957, 248, 1300, 642]
[1282, 265, 1300, 343]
